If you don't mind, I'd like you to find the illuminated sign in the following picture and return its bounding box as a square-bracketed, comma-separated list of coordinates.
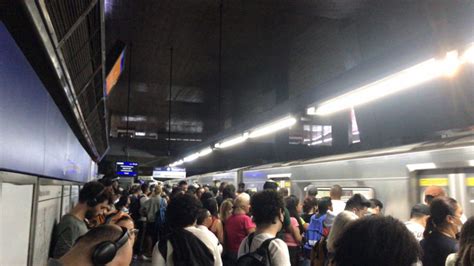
[153, 167, 186, 179]
[116, 161, 138, 177]
[106, 48, 126, 95]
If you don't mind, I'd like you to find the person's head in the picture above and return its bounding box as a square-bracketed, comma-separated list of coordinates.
[115, 216, 135, 232]
[457, 216, 474, 266]
[209, 186, 218, 196]
[115, 195, 130, 211]
[332, 216, 421, 266]
[200, 191, 214, 203]
[233, 193, 251, 214]
[251, 190, 285, 231]
[140, 183, 149, 195]
[166, 193, 202, 229]
[196, 208, 213, 227]
[306, 185, 318, 198]
[238, 182, 246, 193]
[263, 180, 279, 191]
[410, 203, 430, 227]
[219, 199, 233, 221]
[154, 185, 163, 197]
[187, 184, 197, 196]
[424, 186, 446, 205]
[218, 182, 228, 194]
[79, 181, 111, 219]
[285, 195, 304, 233]
[424, 197, 463, 239]
[171, 187, 185, 199]
[279, 187, 289, 198]
[327, 211, 358, 252]
[178, 180, 188, 192]
[203, 198, 219, 217]
[368, 198, 384, 216]
[330, 185, 343, 200]
[303, 196, 318, 215]
[318, 196, 332, 215]
[196, 187, 205, 199]
[61, 225, 134, 266]
[129, 185, 140, 195]
[222, 184, 236, 200]
[345, 193, 371, 218]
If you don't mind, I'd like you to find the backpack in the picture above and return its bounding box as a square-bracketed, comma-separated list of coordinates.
[310, 236, 329, 266]
[155, 197, 167, 239]
[304, 214, 326, 250]
[236, 233, 276, 266]
[129, 195, 144, 221]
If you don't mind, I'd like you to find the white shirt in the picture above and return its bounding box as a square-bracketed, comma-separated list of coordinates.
[197, 225, 223, 255]
[237, 233, 291, 266]
[331, 200, 346, 215]
[152, 226, 223, 266]
[404, 221, 425, 241]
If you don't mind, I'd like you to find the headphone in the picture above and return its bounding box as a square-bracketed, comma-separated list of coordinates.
[87, 188, 106, 207]
[92, 226, 129, 265]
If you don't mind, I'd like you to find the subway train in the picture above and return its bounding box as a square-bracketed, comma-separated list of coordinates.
[188, 133, 474, 220]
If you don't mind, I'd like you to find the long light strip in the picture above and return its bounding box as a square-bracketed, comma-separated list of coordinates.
[215, 133, 249, 149]
[307, 49, 472, 116]
[249, 116, 297, 138]
[199, 147, 213, 157]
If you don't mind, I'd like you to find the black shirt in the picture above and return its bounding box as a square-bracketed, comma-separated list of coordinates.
[420, 231, 458, 266]
[301, 213, 313, 223]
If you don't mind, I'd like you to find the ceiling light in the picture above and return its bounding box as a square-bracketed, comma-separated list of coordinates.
[308, 51, 462, 116]
[310, 140, 323, 146]
[323, 138, 332, 143]
[468, 160, 474, 167]
[183, 153, 200, 163]
[135, 132, 146, 136]
[170, 160, 184, 167]
[249, 116, 297, 138]
[215, 133, 249, 149]
[462, 44, 474, 64]
[406, 163, 436, 171]
[267, 173, 292, 178]
[199, 147, 213, 157]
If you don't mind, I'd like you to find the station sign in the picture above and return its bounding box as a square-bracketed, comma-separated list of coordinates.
[116, 161, 138, 177]
[153, 167, 186, 179]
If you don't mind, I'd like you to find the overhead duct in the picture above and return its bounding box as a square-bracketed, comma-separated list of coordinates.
[22, 0, 108, 160]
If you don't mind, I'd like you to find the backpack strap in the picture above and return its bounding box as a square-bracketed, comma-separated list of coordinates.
[246, 233, 255, 253]
[258, 237, 277, 266]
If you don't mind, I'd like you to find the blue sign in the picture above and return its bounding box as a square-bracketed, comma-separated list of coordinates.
[116, 161, 138, 177]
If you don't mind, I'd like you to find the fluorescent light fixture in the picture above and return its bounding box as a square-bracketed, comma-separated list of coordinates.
[199, 147, 213, 157]
[215, 133, 249, 149]
[249, 116, 297, 138]
[135, 132, 146, 136]
[308, 51, 463, 116]
[310, 140, 323, 146]
[406, 163, 436, 171]
[323, 138, 333, 143]
[468, 160, 474, 167]
[267, 173, 292, 178]
[463, 44, 474, 64]
[170, 160, 184, 167]
[183, 153, 200, 163]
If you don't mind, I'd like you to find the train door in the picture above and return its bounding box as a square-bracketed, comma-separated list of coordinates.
[315, 187, 375, 202]
[267, 174, 292, 191]
[463, 171, 474, 217]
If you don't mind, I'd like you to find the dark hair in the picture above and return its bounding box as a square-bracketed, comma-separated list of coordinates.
[79, 181, 109, 205]
[370, 199, 384, 210]
[317, 196, 332, 215]
[333, 216, 421, 266]
[187, 185, 197, 195]
[203, 198, 218, 217]
[209, 186, 218, 196]
[285, 195, 304, 233]
[141, 183, 149, 193]
[200, 191, 214, 203]
[423, 197, 458, 239]
[166, 194, 202, 228]
[410, 204, 430, 218]
[238, 182, 245, 189]
[251, 190, 284, 226]
[178, 180, 188, 187]
[306, 185, 318, 197]
[171, 187, 184, 199]
[457, 216, 474, 266]
[218, 182, 228, 193]
[424, 195, 435, 205]
[99, 178, 114, 187]
[330, 185, 343, 199]
[263, 181, 279, 191]
[129, 185, 140, 194]
[303, 197, 318, 214]
[115, 195, 129, 210]
[345, 194, 370, 211]
[222, 184, 236, 200]
[196, 208, 210, 225]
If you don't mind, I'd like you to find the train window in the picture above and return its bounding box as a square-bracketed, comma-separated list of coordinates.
[315, 187, 375, 202]
[465, 176, 474, 217]
[350, 108, 361, 144]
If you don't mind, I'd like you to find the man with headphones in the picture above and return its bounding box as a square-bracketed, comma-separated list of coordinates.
[52, 181, 112, 258]
[48, 224, 135, 266]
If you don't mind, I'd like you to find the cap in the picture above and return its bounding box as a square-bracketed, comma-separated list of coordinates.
[346, 193, 371, 208]
[263, 180, 279, 191]
[424, 186, 446, 197]
[305, 185, 318, 196]
[410, 203, 430, 217]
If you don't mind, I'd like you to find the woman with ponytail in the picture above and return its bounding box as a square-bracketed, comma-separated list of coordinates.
[284, 195, 305, 266]
[420, 197, 463, 266]
[445, 216, 474, 266]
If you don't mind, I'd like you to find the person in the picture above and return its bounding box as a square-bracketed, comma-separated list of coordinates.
[284, 196, 304, 266]
[219, 198, 233, 224]
[331, 216, 421, 266]
[237, 182, 246, 194]
[222, 184, 237, 201]
[200, 191, 214, 203]
[303, 196, 332, 265]
[237, 190, 291, 266]
[424, 185, 446, 205]
[52, 181, 111, 258]
[196, 209, 223, 255]
[368, 198, 384, 215]
[105, 194, 131, 224]
[279, 187, 290, 198]
[48, 224, 135, 266]
[445, 216, 474, 266]
[142, 185, 167, 256]
[301, 196, 318, 223]
[344, 193, 371, 218]
[326, 211, 358, 254]
[405, 203, 431, 241]
[225, 193, 255, 264]
[177, 180, 188, 192]
[130, 183, 150, 260]
[305, 185, 318, 200]
[421, 197, 463, 266]
[196, 186, 205, 199]
[152, 194, 222, 266]
[216, 182, 228, 207]
[329, 185, 345, 215]
[203, 197, 224, 244]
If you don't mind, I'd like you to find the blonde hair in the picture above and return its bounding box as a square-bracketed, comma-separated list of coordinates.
[327, 211, 358, 252]
[219, 199, 233, 222]
[233, 193, 250, 209]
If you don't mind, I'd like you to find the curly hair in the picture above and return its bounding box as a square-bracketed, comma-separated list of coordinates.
[457, 216, 474, 265]
[332, 216, 421, 266]
[250, 190, 284, 226]
[166, 193, 202, 229]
